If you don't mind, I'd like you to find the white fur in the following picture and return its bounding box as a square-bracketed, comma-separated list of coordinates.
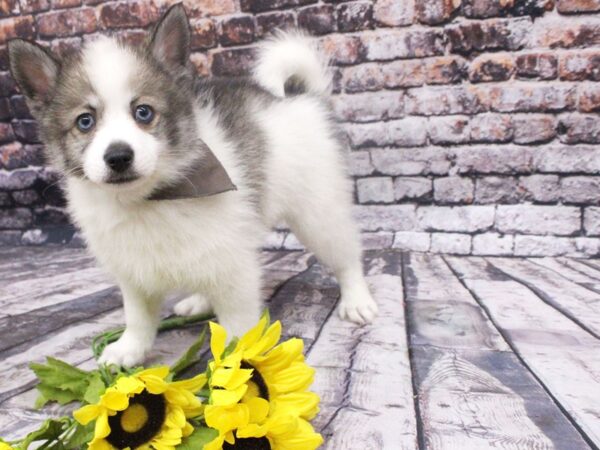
[82, 38, 161, 186]
[253, 31, 330, 97]
[68, 33, 377, 367]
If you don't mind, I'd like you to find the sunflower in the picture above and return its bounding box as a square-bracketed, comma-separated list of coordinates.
[0, 442, 15, 450]
[73, 367, 206, 450]
[204, 410, 323, 450]
[209, 318, 320, 420]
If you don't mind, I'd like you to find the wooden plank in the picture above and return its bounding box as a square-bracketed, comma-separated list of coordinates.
[488, 257, 600, 339]
[406, 254, 590, 450]
[559, 258, 600, 282]
[532, 258, 600, 293]
[449, 256, 600, 448]
[308, 250, 418, 449]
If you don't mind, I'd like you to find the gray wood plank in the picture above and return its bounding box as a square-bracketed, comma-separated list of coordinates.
[449, 256, 600, 448]
[407, 254, 590, 450]
[308, 250, 418, 449]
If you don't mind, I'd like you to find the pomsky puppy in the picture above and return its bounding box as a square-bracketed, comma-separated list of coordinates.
[9, 4, 378, 367]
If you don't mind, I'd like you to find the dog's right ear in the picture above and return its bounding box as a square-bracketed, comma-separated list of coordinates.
[149, 4, 190, 71]
[8, 39, 59, 105]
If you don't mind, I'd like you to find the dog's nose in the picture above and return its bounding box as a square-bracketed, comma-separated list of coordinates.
[104, 142, 134, 173]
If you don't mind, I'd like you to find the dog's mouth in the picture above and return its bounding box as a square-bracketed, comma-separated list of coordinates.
[105, 174, 141, 185]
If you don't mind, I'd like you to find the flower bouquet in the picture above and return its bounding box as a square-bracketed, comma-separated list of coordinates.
[0, 314, 323, 450]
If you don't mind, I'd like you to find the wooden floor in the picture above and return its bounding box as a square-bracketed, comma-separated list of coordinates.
[1, 247, 600, 449]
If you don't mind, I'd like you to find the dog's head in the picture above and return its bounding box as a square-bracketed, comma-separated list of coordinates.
[8, 5, 231, 200]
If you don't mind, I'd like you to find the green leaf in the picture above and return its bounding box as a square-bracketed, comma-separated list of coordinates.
[170, 327, 207, 378]
[83, 373, 106, 404]
[177, 427, 219, 450]
[35, 384, 82, 407]
[20, 418, 71, 450]
[63, 423, 94, 449]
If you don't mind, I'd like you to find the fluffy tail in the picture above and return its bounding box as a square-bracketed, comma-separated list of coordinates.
[253, 31, 331, 98]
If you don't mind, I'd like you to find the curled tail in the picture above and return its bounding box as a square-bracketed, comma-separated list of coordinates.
[253, 30, 331, 98]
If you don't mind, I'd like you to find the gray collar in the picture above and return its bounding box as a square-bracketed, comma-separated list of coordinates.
[148, 147, 236, 200]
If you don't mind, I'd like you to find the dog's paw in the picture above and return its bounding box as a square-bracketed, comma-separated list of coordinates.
[337, 293, 378, 325]
[174, 293, 212, 316]
[99, 335, 149, 368]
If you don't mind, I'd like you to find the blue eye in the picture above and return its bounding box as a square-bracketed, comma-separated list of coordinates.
[76, 113, 95, 132]
[134, 105, 154, 124]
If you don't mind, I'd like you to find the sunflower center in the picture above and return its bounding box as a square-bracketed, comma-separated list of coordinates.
[241, 361, 269, 401]
[120, 403, 148, 433]
[106, 390, 166, 449]
[224, 437, 271, 450]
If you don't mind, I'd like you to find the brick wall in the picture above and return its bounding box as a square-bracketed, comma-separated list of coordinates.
[1, 0, 600, 256]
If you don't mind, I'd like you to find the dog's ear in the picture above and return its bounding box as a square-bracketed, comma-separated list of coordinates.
[8, 39, 59, 105]
[149, 4, 190, 70]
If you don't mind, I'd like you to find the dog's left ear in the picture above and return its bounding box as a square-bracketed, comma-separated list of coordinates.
[149, 4, 190, 70]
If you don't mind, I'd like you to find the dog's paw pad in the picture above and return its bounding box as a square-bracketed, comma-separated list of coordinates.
[337, 295, 378, 325]
[99, 338, 148, 368]
[174, 294, 212, 316]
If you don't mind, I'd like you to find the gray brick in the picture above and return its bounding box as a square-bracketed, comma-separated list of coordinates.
[21, 228, 49, 246]
[561, 176, 600, 204]
[357, 177, 395, 203]
[534, 146, 600, 173]
[0, 169, 39, 190]
[394, 177, 433, 201]
[428, 116, 470, 144]
[0, 207, 32, 229]
[472, 233, 514, 255]
[434, 177, 474, 204]
[0, 230, 22, 246]
[355, 204, 417, 231]
[514, 235, 576, 256]
[430, 233, 471, 255]
[513, 114, 556, 144]
[584, 207, 600, 236]
[518, 175, 560, 202]
[349, 151, 373, 176]
[371, 148, 452, 176]
[575, 237, 600, 257]
[454, 146, 534, 175]
[496, 205, 581, 236]
[333, 91, 403, 122]
[362, 231, 394, 249]
[417, 205, 495, 232]
[475, 177, 520, 203]
[345, 117, 427, 147]
[469, 113, 513, 143]
[393, 231, 431, 251]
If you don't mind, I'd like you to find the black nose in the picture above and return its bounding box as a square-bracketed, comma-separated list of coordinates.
[104, 142, 134, 173]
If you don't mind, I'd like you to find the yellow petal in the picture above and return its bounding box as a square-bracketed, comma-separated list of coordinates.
[209, 322, 227, 362]
[137, 366, 170, 379]
[246, 397, 270, 424]
[114, 376, 144, 395]
[211, 384, 248, 406]
[273, 391, 320, 420]
[73, 404, 102, 425]
[238, 316, 267, 350]
[140, 375, 168, 395]
[205, 404, 250, 433]
[244, 321, 281, 360]
[100, 390, 129, 411]
[170, 373, 207, 393]
[94, 412, 111, 440]
[88, 438, 113, 450]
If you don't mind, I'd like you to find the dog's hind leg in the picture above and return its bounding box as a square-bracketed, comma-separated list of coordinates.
[174, 293, 213, 316]
[286, 200, 378, 325]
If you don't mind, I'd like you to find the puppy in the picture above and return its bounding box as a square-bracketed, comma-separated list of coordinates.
[9, 4, 378, 367]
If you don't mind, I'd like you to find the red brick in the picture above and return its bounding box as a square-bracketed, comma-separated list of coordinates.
[0, 71, 17, 96]
[319, 34, 364, 65]
[362, 29, 444, 61]
[0, 0, 19, 16]
[469, 54, 515, 83]
[182, 0, 237, 17]
[10, 95, 32, 119]
[446, 17, 531, 54]
[416, 0, 460, 24]
[579, 83, 600, 112]
[0, 142, 43, 169]
[0, 122, 13, 143]
[557, 0, 600, 13]
[18, 0, 49, 13]
[559, 51, 600, 81]
[12, 119, 39, 143]
[515, 52, 558, 79]
[256, 12, 295, 37]
[49, 37, 81, 58]
[557, 113, 600, 143]
[298, 4, 336, 35]
[373, 0, 414, 26]
[241, 0, 315, 13]
[428, 116, 471, 144]
[470, 113, 513, 143]
[513, 114, 556, 143]
[531, 18, 600, 48]
[211, 48, 255, 77]
[190, 18, 216, 50]
[0, 97, 10, 120]
[190, 52, 210, 77]
[479, 83, 576, 112]
[99, 1, 159, 29]
[51, 0, 81, 9]
[381, 60, 424, 88]
[463, 0, 512, 18]
[114, 29, 147, 47]
[0, 15, 34, 44]
[219, 15, 255, 46]
[336, 1, 373, 32]
[37, 8, 96, 38]
[425, 56, 467, 84]
[405, 86, 484, 115]
[341, 63, 383, 92]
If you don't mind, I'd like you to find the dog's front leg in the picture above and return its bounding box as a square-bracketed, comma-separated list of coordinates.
[99, 281, 161, 367]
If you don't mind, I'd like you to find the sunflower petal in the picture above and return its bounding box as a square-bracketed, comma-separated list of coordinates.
[73, 404, 102, 425]
[209, 322, 227, 361]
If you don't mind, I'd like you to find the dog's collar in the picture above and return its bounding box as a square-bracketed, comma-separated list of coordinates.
[148, 148, 236, 201]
